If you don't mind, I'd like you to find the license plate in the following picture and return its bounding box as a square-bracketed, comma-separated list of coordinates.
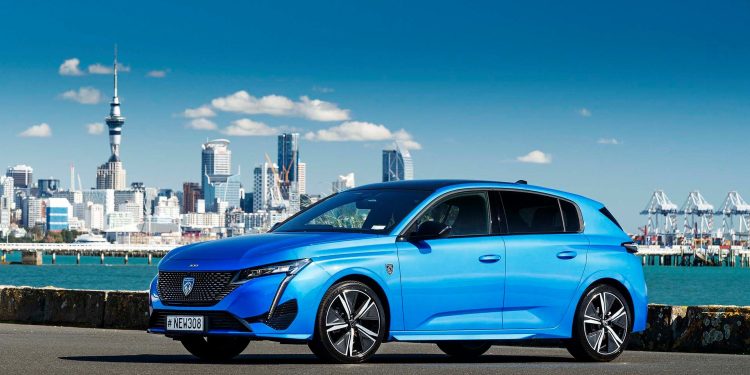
[165, 315, 205, 332]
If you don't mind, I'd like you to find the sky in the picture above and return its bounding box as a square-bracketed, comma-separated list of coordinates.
[0, 0, 749, 232]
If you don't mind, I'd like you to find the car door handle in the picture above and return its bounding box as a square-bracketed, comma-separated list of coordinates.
[478, 254, 502, 263]
[557, 251, 577, 260]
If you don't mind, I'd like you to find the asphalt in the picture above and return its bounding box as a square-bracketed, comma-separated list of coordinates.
[1, 323, 748, 375]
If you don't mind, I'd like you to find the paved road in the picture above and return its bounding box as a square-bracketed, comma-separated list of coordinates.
[1, 323, 748, 375]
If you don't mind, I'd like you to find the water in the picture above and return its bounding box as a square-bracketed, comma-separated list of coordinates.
[2, 252, 750, 306]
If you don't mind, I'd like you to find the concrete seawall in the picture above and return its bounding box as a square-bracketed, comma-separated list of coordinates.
[1, 286, 748, 354]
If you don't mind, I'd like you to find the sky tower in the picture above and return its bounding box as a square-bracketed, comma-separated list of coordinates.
[96, 46, 127, 190]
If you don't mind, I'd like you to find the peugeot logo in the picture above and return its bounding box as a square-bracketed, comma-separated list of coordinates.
[182, 277, 195, 296]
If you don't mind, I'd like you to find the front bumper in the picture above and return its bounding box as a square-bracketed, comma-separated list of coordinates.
[147, 261, 329, 341]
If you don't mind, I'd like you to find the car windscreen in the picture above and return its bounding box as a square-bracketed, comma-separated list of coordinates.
[273, 189, 431, 234]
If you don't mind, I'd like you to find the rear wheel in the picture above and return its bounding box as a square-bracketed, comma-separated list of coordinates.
[565, 284, 631, 362]
[180, 336, 250, 361]
[437, 341, 492, 359]
[308, 281, 386, 363]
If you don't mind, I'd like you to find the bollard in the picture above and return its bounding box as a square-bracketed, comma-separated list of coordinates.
[148, 253, 152, 265]
[124, 253, 128, 265]
[76, 252, 81, 265]
[100, 253, 105, 265]
[52, 252, 56, 265]
[1, 250, 6, 264]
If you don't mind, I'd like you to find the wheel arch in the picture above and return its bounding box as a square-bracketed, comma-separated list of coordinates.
[329, 273, 392, 340]
[574, 277, 635, 331]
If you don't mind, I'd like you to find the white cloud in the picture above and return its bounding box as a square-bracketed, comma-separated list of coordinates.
[579, 108, 592, 117]
[296, 96, 350, 121]
[516, 150, 552, 164]
[221, 118, 279, 136]
[19, 123, 52, 137]
[210, 90, 350, 121]
[147, 70, 168, 78]
[305, 121, 422, 150]
[187, 118, 218, 131]
[182, 105, 216, 118]
[87, 123, 105, 135]
[88, 63, 112, 74]
[60, 87, 102, 104]
[59, 58, 84, 76]
[597, 137, 621, 145]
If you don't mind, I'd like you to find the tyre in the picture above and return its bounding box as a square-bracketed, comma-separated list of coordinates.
[180, 336, 250, 361]
[565, 284, 632, 362]
[437, 341, 492, 359]
[308, 281, 386, 363]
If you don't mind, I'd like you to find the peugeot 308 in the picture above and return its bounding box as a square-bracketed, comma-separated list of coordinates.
[148, 180, 646, 363]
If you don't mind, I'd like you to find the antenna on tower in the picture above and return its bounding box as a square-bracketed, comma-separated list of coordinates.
[113, 44, 118, 98]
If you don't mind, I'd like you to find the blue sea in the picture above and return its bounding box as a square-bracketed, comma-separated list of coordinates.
[1, 252, 749, 306]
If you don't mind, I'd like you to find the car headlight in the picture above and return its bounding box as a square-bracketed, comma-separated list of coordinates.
[233, 259, 311, 284]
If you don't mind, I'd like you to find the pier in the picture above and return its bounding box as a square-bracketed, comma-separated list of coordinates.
[0, 243, 178, 265]
[636, 245, 750, 267]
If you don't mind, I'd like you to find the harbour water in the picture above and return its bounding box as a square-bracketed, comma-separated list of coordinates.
[1, 252, 749, 306]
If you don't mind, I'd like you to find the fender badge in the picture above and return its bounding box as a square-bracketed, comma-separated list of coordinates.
[385, 264, 394, 275]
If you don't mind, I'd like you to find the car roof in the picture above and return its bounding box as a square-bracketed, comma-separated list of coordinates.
[352, 179, 603, 208]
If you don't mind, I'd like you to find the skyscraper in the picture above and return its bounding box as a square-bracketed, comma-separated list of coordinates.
[382, 145, 414, 182]
[297, 162, 306, 195]
[182, 182, 202, 213]
[277, 133, 299, 185]
[6, 164, 33, 189]
[253, 162, 278, 213]
[201, 139, 236, 212]
[96, 47, 127, 190]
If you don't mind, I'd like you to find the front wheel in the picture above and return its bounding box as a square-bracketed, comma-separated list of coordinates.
[565, 284, 632, 362]
[437, 341, 492, 359]
[308, 281, 386, 363]
[180, 336, 250, 361]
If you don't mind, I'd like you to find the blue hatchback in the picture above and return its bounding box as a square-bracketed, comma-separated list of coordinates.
[149, 180, 647, 363]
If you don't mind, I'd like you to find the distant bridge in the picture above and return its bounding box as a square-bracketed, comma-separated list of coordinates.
[0, 242, 183, 265]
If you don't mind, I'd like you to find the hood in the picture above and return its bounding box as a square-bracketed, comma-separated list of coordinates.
[159, 232, 386, 271]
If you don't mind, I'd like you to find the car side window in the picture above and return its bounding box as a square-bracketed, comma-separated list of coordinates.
[559, 199, 581, 232]
[501, 191, 564, 234]
[414, 192, 490, 237]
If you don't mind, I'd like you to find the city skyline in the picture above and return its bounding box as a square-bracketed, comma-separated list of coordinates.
[2, 1, 750, 232]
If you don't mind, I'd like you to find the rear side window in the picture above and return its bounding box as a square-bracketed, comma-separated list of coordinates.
[415, 192, 490, 237]
[599, 207, 623, 230]
[501, 191, 563, 234]
[560, 200, 582, 233]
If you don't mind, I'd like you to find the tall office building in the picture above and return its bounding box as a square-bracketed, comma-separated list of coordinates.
[182, 182, 202, 213]
[6, 165, 33, 189]
[204, 174, 242, 213]
[82, 189, 115, 216]
[201, 139, 234, 211]
[84, 202, 105, 231]
[382, 145, 414, 182]
[22, 196, 43, 229]
[297, 162, 307, 195]
[114, 190, 145, 223]
[278, 133, 299, 183]
[96, 47, 127, 190]
[0, 176, 14, 229]
[37, 178, 61, 197]
[253, 162, 277, 213]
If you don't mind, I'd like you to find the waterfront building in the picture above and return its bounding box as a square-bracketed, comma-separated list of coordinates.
[0, 176, 13, 231]
[84, 202, 105, 231]
[154, 196, 180, 220]
[182, 182, 201, 213]
[37, 178, 61, 198]
[382, 145, 413, 182]
[332, 173, 356, 193]
[81, 189, 115, 216]
[5, 164, 33, 189]
[180, 212, 222, 229]
[298, 162, 307, 195]
[22, 196, 43, 229]
[46, 197, 71, 232]
[96, 48, 127, 190]
[105, 211, 137, 232]
[114, 190, 144, 223]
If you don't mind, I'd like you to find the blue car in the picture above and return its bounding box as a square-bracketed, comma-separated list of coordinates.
[148, 180, 646, 363]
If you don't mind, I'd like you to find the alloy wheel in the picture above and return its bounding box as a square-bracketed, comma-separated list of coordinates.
[324, 289, 381, 358]
[582, 291, 629, 355]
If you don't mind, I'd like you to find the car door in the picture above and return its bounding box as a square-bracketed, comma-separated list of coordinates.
[498, 190, 589, 330]
[396, 190, 506, 331]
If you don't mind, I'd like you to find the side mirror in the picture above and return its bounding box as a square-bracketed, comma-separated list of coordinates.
[410, 221, 452, 240]
[270, 222, 282, 232]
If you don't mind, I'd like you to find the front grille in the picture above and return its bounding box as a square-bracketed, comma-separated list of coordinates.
[150, 310, 250, 332]
[158, 271, 238, 306]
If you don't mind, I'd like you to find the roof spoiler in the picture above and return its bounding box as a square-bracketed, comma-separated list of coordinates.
[515, 179, 528, 184]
